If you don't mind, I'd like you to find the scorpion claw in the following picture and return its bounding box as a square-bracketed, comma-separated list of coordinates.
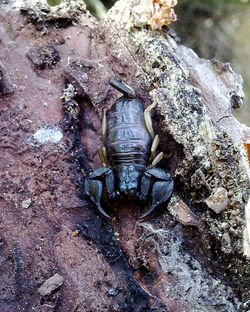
[84, 177, 112, 220]
[139, 168, 174, 220]
[96, 203, 112, 220]
[139, 204, 156, 220]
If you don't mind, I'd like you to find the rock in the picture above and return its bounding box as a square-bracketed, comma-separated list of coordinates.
[172, 198, 201, 226]
[37, 273, 64, 296]
[21, 198, 32, 209]
[205, 187, 229, 214]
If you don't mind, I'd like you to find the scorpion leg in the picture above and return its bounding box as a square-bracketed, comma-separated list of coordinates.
[150, 134, 160, 161]
[102, 110, 107, 144]
[84, 166, 115, 220]
[99, 111, 110, 166]
[98, 146, 109, 166]
[139, 167, 174, 220]
[144, 102, 156, 139]
[151, 151, 164, 167]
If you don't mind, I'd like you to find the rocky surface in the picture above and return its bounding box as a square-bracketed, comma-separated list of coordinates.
[0, 0, 249, 311]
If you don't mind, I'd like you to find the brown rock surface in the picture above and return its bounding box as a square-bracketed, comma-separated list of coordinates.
[0, 0, 249, 311]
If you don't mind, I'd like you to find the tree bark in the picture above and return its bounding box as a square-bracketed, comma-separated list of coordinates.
[0, 0, 249, 311]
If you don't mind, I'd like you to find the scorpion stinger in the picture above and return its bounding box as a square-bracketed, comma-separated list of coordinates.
[84, 76, 174, 220]
[109, 76, 136, 98]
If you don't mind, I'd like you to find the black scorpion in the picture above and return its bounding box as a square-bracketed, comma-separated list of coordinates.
[84, 77, 174, 220]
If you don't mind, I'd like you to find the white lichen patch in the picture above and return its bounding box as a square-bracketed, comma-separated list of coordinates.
[139, 222, 241, 311]
[29, 125, 63, 145]
[19, 0, 87, 22]
[6, 0, 24, 10]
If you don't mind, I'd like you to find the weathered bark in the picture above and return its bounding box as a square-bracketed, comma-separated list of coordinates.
[0, 0, 249, 311]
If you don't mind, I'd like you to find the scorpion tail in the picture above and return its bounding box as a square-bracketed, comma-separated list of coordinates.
[110, 76, 136, 98]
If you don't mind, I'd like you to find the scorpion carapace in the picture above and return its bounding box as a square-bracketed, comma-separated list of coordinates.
[84, 76, 174, 220]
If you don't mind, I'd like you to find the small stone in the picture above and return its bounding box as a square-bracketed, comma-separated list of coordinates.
[205, 187, 229, 214]
[37, 273, 64, 296]
[22, 198, 32, 209]
[173, 200, 200, 226]
[72, 229, 80, 237]
[219, 222, 230, 230]
[107, 287, 121, 297]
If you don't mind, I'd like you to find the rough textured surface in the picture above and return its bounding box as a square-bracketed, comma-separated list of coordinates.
[0, 0, 249, 311]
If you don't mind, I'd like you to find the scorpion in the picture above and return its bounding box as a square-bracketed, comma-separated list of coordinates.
[84, 77, 174, 220]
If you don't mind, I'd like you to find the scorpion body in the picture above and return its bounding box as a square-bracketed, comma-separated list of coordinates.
[84, 77, 174, 220]
[106, 97, 151, 195]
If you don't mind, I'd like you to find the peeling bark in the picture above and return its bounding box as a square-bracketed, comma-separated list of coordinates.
[0, 0, 249, 311]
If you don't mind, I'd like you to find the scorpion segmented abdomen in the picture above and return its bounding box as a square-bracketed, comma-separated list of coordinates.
[106, 97, 151, 167]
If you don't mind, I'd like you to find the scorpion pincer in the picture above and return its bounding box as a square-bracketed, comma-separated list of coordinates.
[84, 77, 174, 220]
